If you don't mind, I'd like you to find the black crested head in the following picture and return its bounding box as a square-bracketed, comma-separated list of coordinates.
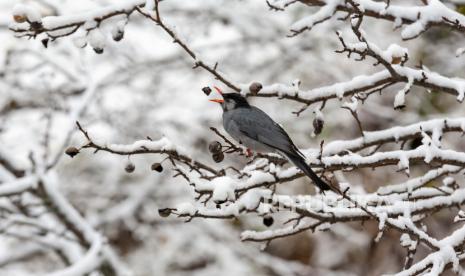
[223, 93, 250, 109]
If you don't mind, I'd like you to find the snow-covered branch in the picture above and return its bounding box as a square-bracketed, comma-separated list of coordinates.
[246, 24, 465, 111]
[269, 0, 465, 40]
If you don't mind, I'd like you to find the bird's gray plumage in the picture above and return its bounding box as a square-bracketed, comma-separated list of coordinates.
[215, 93, 330, 192]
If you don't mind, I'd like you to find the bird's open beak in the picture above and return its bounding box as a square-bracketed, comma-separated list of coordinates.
[213, 86, 223, 95]
[209, 86, 224, 103]
[209, 99, 224, 103]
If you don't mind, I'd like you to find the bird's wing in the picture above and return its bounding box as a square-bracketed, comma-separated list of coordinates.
[230, 106, 303, 157]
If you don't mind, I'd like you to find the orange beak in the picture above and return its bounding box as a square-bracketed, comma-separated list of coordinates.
[213, 86, 223, 95]
[209, 86, 224, 103]
[209, 99, 224, 103]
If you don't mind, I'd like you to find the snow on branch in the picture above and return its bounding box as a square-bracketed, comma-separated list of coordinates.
[75, 117, 465, 197]
[269, 0, 465, 40]
[9, 0, 144, 39]
[246, 26, 465, 111]
[75, 121, 220, 177]
[71, 112, 465, 274]
[0, 175, 37, 197]
[9, 0, 241, 92]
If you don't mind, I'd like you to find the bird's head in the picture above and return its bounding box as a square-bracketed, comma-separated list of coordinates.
[209, 86, 249, 111]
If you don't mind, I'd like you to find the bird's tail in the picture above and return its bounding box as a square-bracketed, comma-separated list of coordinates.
[283, 152, 331, 192]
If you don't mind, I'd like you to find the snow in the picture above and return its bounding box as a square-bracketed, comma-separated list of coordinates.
[321, 118, 465, 158]
[456, 47, 465, 57]
[382, 44, 408, 63]
[87, 28, 106, 50]
[41, 0, 144, 30]
[378, 212, 387, 230]
[12, 4, 41, 23]
[290, 0, 339, 33]
[342, 96, 358, 112]
[47, 235, 103, 276]
[145, 0, 155, 11]
[443, 177, 455, 187]
[111, 19, 127, 41]
[100, 137, 178, 153]
[73, 34, 87, 48]
[0, 175, 37, 196]
[211, 176, 236, 202]
[176, 202, 197, 216]
[239, 189, 271, 210]
[393, 77, 413, 109]
[401, 20, 425, 40]
[454, 210, 465, 222]
[257, 62, 465, 106]
[281, 0, 465, 41]
[378, 165, 461, 195]
[397, 154, 410, 175]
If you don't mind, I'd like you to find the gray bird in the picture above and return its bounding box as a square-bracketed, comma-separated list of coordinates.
[209, 88, 330, 192]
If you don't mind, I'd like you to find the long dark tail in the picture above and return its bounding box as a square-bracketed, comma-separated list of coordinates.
[284, 152, 331, 192]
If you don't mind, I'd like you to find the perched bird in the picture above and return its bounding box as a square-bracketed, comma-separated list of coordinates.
[209, 87, 331, 192]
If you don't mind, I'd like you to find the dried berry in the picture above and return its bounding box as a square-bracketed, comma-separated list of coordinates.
[391, 56, 402, 64]
[65, 147, 80, 158]
[249, 82, 263, 95]
[125, 162, 135, 173]
[112, 30, 124, 42]
[212, 152, 224, 163]
[208, 141, 222, 154]
[202, 87, 212, 96]
[93, 47, 104, 54]
[313, 117, 324, 135]
[151, 162, 163, 172]
[263, 216, 274, 227]
[13, 14, 27, 23]
[158, 208, 171, 217]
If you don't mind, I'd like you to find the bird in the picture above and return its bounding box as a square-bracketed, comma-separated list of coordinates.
[209, 86, 331, 192]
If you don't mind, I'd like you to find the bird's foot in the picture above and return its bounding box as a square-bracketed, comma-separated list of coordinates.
[245, 148, 253, 158]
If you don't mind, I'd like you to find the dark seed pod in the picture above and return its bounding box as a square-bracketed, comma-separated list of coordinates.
[212, 152, 224, 163]
[263, 216, 274, 227]
[249, 82, 263, 95]
[93, 48, 104, 54]
[313, 117, 324, 135]
[208, 141, 222, 154]
[30, 21, 43, 30]
[158, 208, 171, 217]
[112, 30, 124, 42]
[125, 162, 135, 173]
[41, 38, 49, 48]
[65, 147, 80, 158]
[151, 162, 163, 172]
[214, 199, 226, 205]
[202, 87, 212, 96]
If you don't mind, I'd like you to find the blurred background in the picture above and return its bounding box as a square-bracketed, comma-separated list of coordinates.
[0, 0, 464, 275]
